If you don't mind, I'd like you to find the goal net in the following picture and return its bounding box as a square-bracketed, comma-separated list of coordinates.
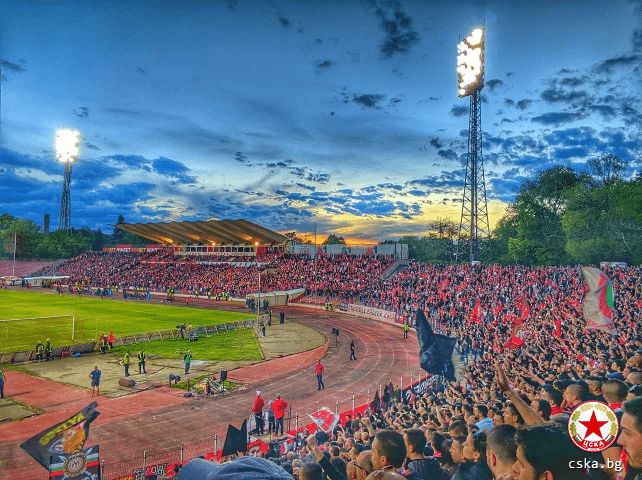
[0, 315, 93, 353]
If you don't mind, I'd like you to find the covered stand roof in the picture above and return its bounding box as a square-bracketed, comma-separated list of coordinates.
[114, 219, 288, 246]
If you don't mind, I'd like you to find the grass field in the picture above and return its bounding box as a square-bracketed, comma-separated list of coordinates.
[0, 290, 255, 353]
[110, 328, 261, 361]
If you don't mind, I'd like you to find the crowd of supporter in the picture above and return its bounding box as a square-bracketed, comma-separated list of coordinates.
[29, 251, 396, 299]
[24, 250, 642, 479]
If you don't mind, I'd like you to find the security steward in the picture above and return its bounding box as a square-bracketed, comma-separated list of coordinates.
[137, 349, 147, 374]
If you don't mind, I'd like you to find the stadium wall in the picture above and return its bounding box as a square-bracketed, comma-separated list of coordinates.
[289, 243, 408, 259]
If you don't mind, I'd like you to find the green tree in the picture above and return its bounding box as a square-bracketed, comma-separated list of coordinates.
[323, 234, 346, 245]
[508, 166, 588, 265]
[587, 153, 629, 186]
[426, 217, 458, 239]
[563, 177, 642, 264]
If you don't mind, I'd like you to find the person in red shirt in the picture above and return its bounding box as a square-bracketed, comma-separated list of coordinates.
[108, 332, 115, 350]
[271, 393, 288, 435]
[252, 390, 265, 436]
[315, 360, 325, 390]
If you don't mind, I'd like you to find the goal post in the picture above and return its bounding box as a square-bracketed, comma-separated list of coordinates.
[0, 315, 78, 353]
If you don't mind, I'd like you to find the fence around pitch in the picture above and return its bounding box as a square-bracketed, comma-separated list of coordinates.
[97, 371, 439, 479]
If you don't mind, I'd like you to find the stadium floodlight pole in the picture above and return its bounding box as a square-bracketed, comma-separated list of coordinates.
[56, 129, 81, 233]
[455, 27, 490, 263]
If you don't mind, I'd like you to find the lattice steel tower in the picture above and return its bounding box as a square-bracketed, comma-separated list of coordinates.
[455, 27, 490, 263]
[56, 130, 80, 232]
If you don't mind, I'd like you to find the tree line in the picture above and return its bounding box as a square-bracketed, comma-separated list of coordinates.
[402, 155, 642, 265]
[0, 214, 147, 260]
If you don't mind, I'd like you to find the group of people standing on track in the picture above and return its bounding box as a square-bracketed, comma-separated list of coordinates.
[252, 390, 289, 436]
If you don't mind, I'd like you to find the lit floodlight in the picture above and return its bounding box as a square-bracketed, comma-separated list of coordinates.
[457, 27, 485, 97]
[56, 129, 81, 163]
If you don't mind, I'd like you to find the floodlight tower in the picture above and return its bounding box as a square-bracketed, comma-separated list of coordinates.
[56, 129, 80, 232]
[456, 27, 490, 263]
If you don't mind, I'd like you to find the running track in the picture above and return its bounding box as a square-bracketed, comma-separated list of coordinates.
[0, 305, 423, 480]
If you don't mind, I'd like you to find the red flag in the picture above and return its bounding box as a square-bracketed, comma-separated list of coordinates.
[504, 336, 524, 349]
[469, 299, 481, 324]
[308, 407, 339, 434]
[504, 324, 524, 349]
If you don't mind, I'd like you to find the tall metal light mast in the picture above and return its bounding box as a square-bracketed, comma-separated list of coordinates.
[56, 129, 80, 232]
[456, 27, 490, 263]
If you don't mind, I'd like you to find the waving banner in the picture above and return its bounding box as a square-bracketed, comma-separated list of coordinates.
[582, 267, 616, 335]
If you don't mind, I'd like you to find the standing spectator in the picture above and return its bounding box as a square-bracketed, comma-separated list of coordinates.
[267, 400, 276, 435]
[619, 398, 642, 480]
[123, 351, 131, 377]
[252, 390, 265, 436]
[88, 366, 101, 395]
[137, 349, 147, 374]
[316, 360, 325, 390]
[184, 350, 192, 375]
[511, 424, 590, 480]
[271, 393, 288, 435]
[108, 332, 115, 349]
[371, 430, 406, 473]
[0, 366, 5, 399]
[474, 405, 493, 431]
[350, 341, 357, 361]
[45, 339, 52, 361]
[403, 428, 448, 480]
[486, 425, 517, 479]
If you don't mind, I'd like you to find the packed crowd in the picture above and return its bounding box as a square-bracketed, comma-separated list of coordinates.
[30, 251, 396, 299]
[25, 251, 642, 479]
[172, 360, 642, 480]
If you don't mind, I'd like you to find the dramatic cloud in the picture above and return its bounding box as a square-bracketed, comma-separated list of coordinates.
[516, 99, 532, 110]
[531, 112, 587, 125]
[366, 0, 420, 59]
[352, 94, 385, 109]
[315, 60, 335, 72]
[450, 105, 469, 117]
[592, 54, 639, 74]
[485, 79, 504, 92]
[152, 157, 197, 184]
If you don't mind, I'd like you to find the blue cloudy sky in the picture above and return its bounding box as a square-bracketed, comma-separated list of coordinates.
[0, 0, 640, 242]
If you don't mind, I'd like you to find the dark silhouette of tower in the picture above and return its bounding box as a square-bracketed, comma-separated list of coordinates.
[458, 90, 490, 262]
[455, 27, 490, 263]
[56, 130, 80, 233]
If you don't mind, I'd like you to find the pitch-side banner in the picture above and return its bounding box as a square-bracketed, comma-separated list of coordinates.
[49, 445, 100, 480]
[21, 402, 100, 469]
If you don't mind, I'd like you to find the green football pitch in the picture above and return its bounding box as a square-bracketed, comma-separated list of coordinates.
[0, 290, 255, 353]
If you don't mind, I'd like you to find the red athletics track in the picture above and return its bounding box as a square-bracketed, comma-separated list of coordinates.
[0, 306, 422, 480]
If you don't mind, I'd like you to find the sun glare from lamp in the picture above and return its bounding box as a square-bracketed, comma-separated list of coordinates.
[457, 27, 485, 98]
[56, 129, 81, 163]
